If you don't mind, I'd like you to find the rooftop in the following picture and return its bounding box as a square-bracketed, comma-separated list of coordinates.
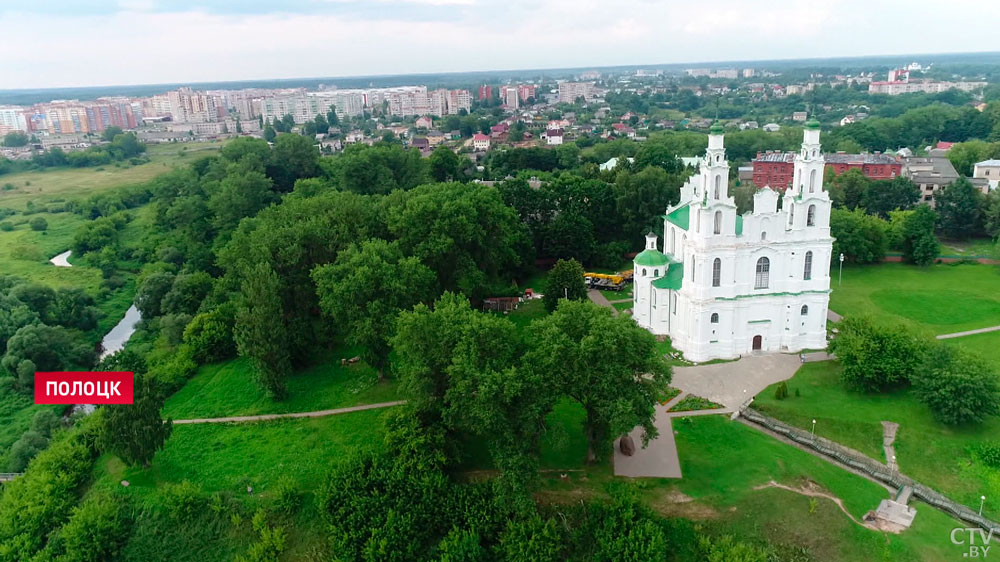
[825, 153, 899, 165]
[651, 262, 684, 290]
[975, 159, 1000, 167]
[663, 203, 690, 231]
[634, 248, 671, 267]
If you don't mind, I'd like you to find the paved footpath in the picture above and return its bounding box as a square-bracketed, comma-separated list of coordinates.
[936, 325, 1000, 340]
[587, 289, 618, 316]
[174, 400, 407, 425]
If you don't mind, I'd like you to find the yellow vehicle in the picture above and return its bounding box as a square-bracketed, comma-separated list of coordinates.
[583, 272, 630, 291]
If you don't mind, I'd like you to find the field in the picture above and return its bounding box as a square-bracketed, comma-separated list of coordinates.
[163, 350, 403, 420]
[829, 263, 1000, 335]
[0, 141, 224, 211]
[754, 361, 1000, 522]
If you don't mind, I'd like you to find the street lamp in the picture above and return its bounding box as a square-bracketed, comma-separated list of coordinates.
[981, 495, 986, 516]
[811, 419, 817, 437]
[838, 253, 844, 286]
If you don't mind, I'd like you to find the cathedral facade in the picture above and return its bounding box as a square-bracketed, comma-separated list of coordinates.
[632, 121, 833, 362]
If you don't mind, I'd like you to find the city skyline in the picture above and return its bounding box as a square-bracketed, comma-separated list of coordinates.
[3, 0, 1000, 89]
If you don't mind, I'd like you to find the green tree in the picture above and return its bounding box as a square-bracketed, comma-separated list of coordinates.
[526, 300, 670, 463]
[428, 145, 462, 182]
[935, 178, 985, 239]
[54, 493, 132, 562]
[263, 125, 276, 142]
[2, 131, 29, 147]
[2, 324, 92, 388]
[986, 190, 1000, 240]
[234, 262, 291, 398]
[912, 345, 1000, 425]
[326, 105, 340, 126]
[829, 316, 928, 392]
[500, 515, 565, 562]
[52, 287, 101, 331]
[100, 126, 124, 142]
[615, 166, 683, 247]
[900, 204, 939, 265]
[28, 217, 47, 231]
[268, 133, 320, 191]
[862, 176, 920, 218]
[828, 168, 870, 210]
[542, 258, 587, 312]
[312, 239, 436, 380]
[829, 208, 888, 264]
[208, 168, 277, 233]
[96, 375, 172, 467]
[134, 271, 175, 319]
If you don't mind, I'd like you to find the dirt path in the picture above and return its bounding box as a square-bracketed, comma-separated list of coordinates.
[754, 480, 884, 531]
[882, 421, 899, 471]
[173, 400, 407, 425]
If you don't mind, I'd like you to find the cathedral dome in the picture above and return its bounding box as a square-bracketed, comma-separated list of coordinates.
[634, 248, 670, 267]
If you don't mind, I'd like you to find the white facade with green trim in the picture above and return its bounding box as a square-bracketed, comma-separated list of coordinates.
[633, 123, 833, 361]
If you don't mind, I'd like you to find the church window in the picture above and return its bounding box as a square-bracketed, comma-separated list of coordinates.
[714, 175, 721, 198]
[809, 169, 817, 192]
[642, 268, 647, 276]
[804, 251, 813, 280]
[801, 305, 809, 315]
[654, 269, 659, 277]
[712, 258, 721, 287]
[672, 293, 677, 314]
[807, 205, 816, 226]
[711, 313, 719, 323]
[755, 257, 770, 289]
[713, 211, 722, 234]
[760, 231, 767, 241]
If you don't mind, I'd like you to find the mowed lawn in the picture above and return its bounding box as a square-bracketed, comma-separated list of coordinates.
[0, 141, 223, 211]
[754, 361, 1000, 522]
[163, 351, 404, 420]
[944, 329, 1000, 371]
[829, 263, 1000, 335]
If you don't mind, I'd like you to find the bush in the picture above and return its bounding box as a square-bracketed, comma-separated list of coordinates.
[51, 492, 132, 562]
[159, 481, 206, 521]
[912, 345, 1000, 425]
[28, 217, 47, 231]
[829, 316, 928, 392]
[182, 306, 236, 363]
[7, 430, 49, 472]
[774, 381, 788, 400]
[973, 442, 1000, 468]
[0, 221, 13, 231]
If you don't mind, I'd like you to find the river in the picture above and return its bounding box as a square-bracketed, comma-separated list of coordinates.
[66, 305, 143, 417]
[50, 250, 72, 267]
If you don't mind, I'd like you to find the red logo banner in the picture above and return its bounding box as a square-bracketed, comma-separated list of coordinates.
[34, 372, 134, 405]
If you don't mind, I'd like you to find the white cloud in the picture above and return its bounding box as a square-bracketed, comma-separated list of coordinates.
[1, 1, 998, 89]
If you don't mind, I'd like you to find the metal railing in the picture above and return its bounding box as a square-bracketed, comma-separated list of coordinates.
[741, 407, 1000, 533]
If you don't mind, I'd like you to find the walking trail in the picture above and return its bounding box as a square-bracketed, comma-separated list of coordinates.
[173, 400, 407, 425]
[587, 289, 618, 316]
[754, 480, 887, 532]
[882, 421, 899, 471]
[936, 325, 1000, 340]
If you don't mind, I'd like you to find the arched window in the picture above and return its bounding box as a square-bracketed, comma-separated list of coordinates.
[713, 211, 722, 234]
[712, 258, 721, 287]
[760, 231, 767, 241]
[711, 313, 719, 323]
[670, 230, 676, 254]
[807, 204, 816, 226]
[642, 268, 647, 276]
[653, 269, 659, 277]
[672, 293, 677, 315]
[801, 305, 809, 315]
[809, 169, 817, 193]
[803, 251, 813, 280]
[714, 175, 721, 199]
[755, 257, 770, 289]
[716, 154, 721, 163]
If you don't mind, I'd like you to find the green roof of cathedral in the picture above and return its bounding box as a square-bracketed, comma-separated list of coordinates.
[634, 248, 670, 267]
[709, 122, 724, 134]
[652, 262, 684, 291]
[805, 118, 821, 130]
[663, 204, 690, 230]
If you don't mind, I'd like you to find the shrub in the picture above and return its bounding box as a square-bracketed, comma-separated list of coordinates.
[7, 430, 49, 472]
[912, 345, 1000, 425]
[51, 492, 132, 562]
[774, 381, 788, 400]
[0, 221, 13, 231]
[829, 316, 928, 392]
[182, 305, 236, 363]
[159, 481, 206, 521]
[973, 442, 1000, 468]
[28, 217, 47, 231]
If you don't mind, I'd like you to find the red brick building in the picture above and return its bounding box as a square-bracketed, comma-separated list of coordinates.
[751, 151, 902, 189]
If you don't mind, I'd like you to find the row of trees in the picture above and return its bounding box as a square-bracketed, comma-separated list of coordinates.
[831, 316, 1000, 425]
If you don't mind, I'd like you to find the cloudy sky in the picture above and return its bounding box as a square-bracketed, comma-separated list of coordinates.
[2, 0, 998, 89]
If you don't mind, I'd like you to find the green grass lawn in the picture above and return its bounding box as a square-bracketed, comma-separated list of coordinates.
[0, 141, 223, 211]
[668, 394, 723, 412]
[755, 361, 1000, 522]
[943, 330, 1000, 371]
[938, 237, 998, 258]
[163, 351, 403, 420]
[829, 263, 1000, 335]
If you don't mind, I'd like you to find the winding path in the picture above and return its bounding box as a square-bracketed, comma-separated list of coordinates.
[173, 400, 407, 425]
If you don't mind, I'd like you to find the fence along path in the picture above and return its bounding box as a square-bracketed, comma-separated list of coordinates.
[740, 407, 1000, 534]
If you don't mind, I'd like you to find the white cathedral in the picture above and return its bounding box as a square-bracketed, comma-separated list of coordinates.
[632, 120, 833, 362]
